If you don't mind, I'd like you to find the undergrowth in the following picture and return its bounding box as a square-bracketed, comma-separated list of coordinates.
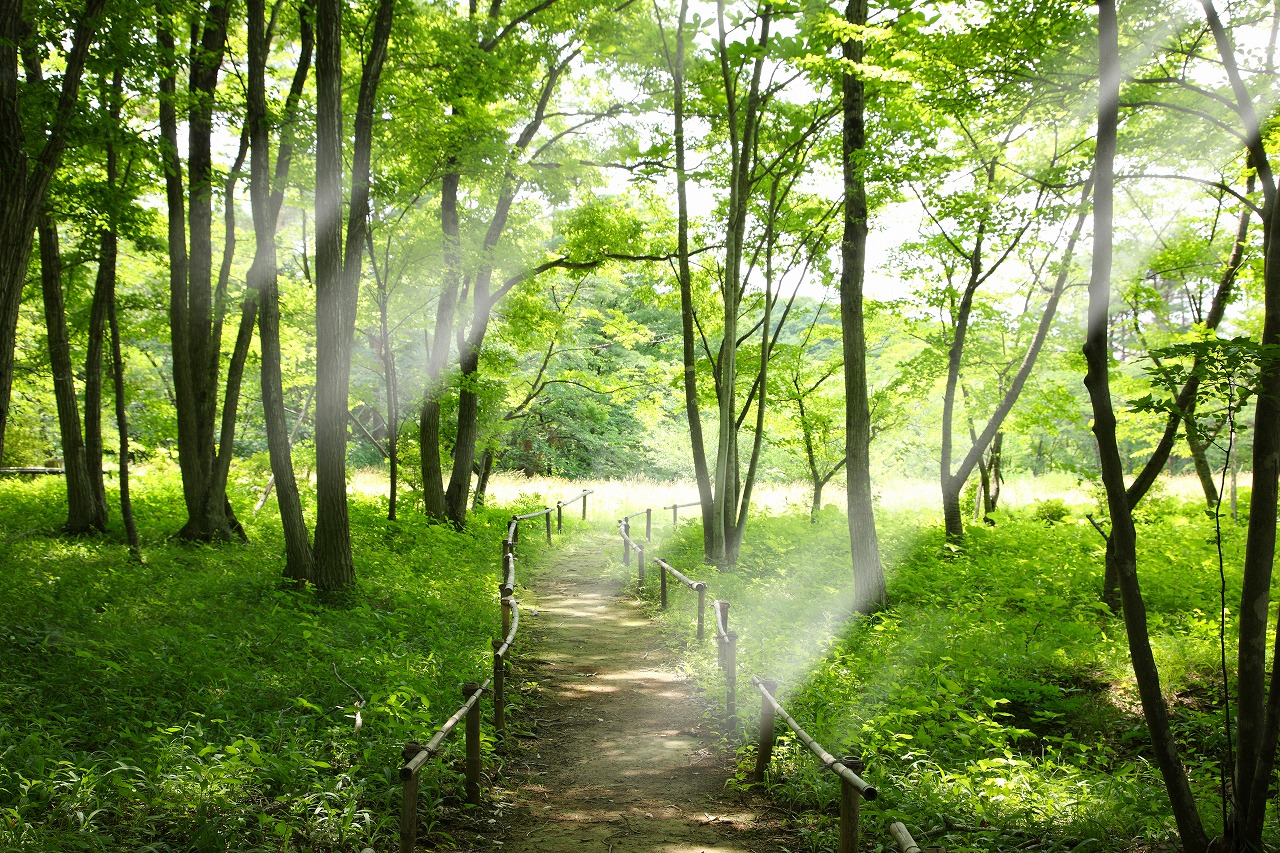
[0, 471, 557, 852]
[632, 497, 1279, 853]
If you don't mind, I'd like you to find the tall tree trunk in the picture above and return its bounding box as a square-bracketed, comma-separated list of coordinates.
[841, 0, 885, 611]
[312, 0, 352, 589]
[249, 0, 314, 583]
[664, 0, 714, 557]
[472, 446, 494, 511]
[37, 216, 104, 533]
[158, 0, 244, 542]
[419, 169, 461, 522]
[1197, 3, 1280, 843]
[107, 269, 140, 561]
[0, 0, 106, 464]
[1184, 420, 1219, 506]
[313, 0, 394, 588]
[1083, 5, 1208, 848]
[983, 432, 1003, 516]
[84, 234, 111, 524]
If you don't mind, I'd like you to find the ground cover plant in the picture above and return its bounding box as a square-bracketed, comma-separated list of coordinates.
[0, 471, 554, 852]
[632, 490, 1279, 853]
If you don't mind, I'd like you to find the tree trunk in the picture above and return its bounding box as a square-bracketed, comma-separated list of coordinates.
[419, 168, 462, 522]
[445, 344, 482, 527]
[1083, 5, 1208, 848]
[107, 268, 140, 561]
[249, 0, 314, 583]
[37, 216, 105, 533]
[0, 0, 106, 464]
[313, 0, 394, 588]
[984, 432, 1003, 516]
[158, 0, 245, 543]
[667, 0, 714, 558]
[312, 0, 353, 589]
[473, 446, 494, 511]
[1184, 419, 1219, 506]
[841, 0, 885, 611]
[83, 232, 111, 524]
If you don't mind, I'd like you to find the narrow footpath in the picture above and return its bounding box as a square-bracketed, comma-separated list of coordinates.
[447, 530, 794, 853]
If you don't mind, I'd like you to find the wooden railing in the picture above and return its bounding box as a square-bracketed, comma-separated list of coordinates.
[615, 500, 936, 853]
[396, 490, 587, 853]
[654, 558, 706, 639]
[752, 676, 876, 852]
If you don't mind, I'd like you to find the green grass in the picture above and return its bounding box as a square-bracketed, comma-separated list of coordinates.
[631, 496, 1279, 853]
[0, 470, 558, 852]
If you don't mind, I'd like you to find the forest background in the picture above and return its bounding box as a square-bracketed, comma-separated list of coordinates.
[4, 0, 1280, 850]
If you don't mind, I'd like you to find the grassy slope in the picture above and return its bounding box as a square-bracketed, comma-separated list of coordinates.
[636, 497, 1279, 853]
[0, 471, 553, 852]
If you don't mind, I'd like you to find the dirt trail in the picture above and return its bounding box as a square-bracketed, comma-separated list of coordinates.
[447, 530, 792, 853]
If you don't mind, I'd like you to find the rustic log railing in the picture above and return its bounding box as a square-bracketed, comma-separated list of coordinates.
[556, 489, 592, 532]
[613, 499, 933, 853]
[397, 490, 585, 852]
[617, 518, 645, 583]
[621, 507, 652, 540]
[751, 676, 877, 853]
[712, 599, 737, 722]
[654, 557, 706, 639]
[664, 500, 700, 525]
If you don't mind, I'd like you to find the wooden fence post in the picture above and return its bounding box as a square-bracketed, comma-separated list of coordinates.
[464, 683, 482, 806]
[660, 563, 668, 609]
[400, 742, 424, 853]
[581, 491, 588, 520]
[637, 544, 645, 586]
[501, 595, 513, 641]
[670, 503, 678, 525]
[544, 511, 552, 543]
[696, 583, 706, 640]
[725, 631, 737, 725]
[839, 755, 865, 853]
[754, 679, 777, 781]
[492, 639, 506, 736]
[622, 520, 631, 568]
[510, 516, 519, 544]
[556, 501, 563, 533]
[645, 508, 652, 541]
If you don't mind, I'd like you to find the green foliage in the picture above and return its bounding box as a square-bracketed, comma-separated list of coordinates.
[0, 471, 527, 851]
[637, 494, 1273, 852]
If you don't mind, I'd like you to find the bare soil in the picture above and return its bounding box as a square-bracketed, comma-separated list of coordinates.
[435, 530, 797, 853]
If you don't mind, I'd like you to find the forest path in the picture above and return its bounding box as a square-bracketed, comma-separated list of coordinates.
[447, 527, 792, 853]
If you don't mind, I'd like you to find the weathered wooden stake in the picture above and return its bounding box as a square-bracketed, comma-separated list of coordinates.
[754, 679, 778, 781]
[492, 639, 506, 735]
[645, 507, 652, 540]
[660, 563, 668, 609]
[556, 501, 563, 533]
[501, 595, 513, 640]
[581, 491, 588, 520]
[637, 543, 645, 585]
[510, 516, 519, 544]
[400, 741, 426, 853]
[840, 755, 865, 853]
[725, 631, 737, 725]
[622, 520, 631, 567]
[544, 511, 552, 543]
[696, 583, 706, 640]
[670, 503, 678, 525]
[464, 683, 482, 805]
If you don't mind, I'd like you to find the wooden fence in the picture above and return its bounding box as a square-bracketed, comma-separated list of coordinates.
[396, 489, 591, 853]
[616, 502, 935, 853]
